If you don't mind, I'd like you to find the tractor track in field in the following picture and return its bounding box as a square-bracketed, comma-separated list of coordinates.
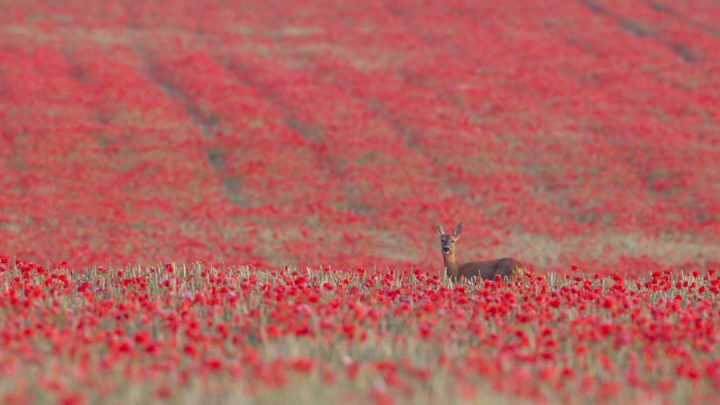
[132, 46, 254, 210]
[575, 0, 704, 63]
[642, 0, 720, 38]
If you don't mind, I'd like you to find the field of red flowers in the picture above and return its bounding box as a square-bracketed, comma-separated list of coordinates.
[3, 258, 720, 404]
[1, 0, 719, 403]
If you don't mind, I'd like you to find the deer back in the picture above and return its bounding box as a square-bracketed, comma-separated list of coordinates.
[458, 258, 526, 281]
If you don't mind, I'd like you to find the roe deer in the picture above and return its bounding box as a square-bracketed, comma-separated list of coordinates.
[434, 222, 526, 282]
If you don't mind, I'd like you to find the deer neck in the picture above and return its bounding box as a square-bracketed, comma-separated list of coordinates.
[443, 252, 461, 278]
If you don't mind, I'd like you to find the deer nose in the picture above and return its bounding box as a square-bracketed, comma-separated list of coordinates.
[442, 247, 450, 254]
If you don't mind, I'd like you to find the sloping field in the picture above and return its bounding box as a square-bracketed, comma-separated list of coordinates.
[1, 1, 720, 404]
[1, 0, 719, 274]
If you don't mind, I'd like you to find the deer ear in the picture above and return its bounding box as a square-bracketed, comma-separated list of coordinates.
[453, 222, 463, 237]
[434, 222, 444, 236]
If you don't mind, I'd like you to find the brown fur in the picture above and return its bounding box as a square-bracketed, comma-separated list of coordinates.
[435, 222, 526, 282]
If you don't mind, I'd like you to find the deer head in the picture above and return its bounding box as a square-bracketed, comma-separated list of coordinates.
[434, 222, 462, 256]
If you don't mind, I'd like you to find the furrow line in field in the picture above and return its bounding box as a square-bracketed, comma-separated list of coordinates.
[61, 47, 267, 267]
[640, 0, 720, 38]
[580, 0, 720, 63]
[144, 47, 405, 269]
[117, 3, 404, 266]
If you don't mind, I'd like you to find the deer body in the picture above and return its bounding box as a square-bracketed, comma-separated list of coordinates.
[435, 222, 526, 282]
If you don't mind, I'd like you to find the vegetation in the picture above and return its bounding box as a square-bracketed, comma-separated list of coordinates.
[1, 0, 719, 403]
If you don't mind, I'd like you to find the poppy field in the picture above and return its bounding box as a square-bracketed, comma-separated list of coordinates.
[1, 0, 720, 403]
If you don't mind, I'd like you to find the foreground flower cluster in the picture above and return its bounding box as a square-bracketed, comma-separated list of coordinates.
[1, 256, 718, 405]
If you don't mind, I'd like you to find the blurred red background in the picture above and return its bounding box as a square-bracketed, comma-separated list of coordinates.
[1, 0, 718, 274]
